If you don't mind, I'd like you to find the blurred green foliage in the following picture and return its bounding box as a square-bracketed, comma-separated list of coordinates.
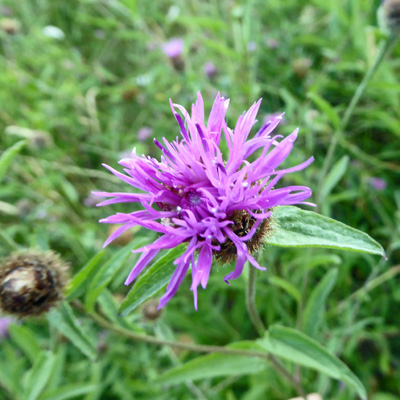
[1, 0, 400, 399]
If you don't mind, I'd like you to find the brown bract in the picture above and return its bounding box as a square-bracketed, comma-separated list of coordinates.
[213, 210, 275, 264]
[0, 251, 69, 317]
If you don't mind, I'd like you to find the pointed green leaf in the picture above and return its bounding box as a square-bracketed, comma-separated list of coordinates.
[307, 92, 341, 130]
[0, 140, 26, 182]
[23, 351, 56, 400]
[268, 276, 301, 303]
[41, 384, 98, 400]
[157, 342, 266, 385]
[320, 155, 349, 201]
[302, 268, 338, 338]
[66, 250, 106, 300]
[84, 240, 147, 311]
[119, 244, 187, 316]
[258, 325, 367, 400]
[8, 324, 41, 363]
[268, 206, 385, 257]
[48, 303, 97, 361]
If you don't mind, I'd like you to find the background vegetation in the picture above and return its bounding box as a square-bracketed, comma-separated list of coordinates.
[0, 0, 399, 399]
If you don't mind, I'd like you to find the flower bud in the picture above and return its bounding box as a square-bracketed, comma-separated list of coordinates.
[0, 251, 69, 317]
[0, 18, 20, 35]
[142, 299, 163, 321]
[379, 0, 400, 34]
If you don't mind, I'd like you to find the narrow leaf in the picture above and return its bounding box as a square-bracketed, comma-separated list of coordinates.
[268, 276, 301, 303]
[302, 268, 338, 338]
[0, 140, 26, 182]
[48, 303, 97, 361]
[8, 324, 41, 363]
[307, 92, 341, 130]
[157, 342, 266, 385]
[119, 244, 187, 316]
[84, 242, 144, 311]
[41, 384, 98, 400]
[268, 206, 385, 257]
[258, 325, 367, 399]
[66, 250, 106, 300]
[320, 155, 349, 201]
[23, 351, 56, 400]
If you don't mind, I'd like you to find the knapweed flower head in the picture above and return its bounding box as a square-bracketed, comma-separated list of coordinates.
[162, 38, 184, 58]
[95, 92, 313, 309]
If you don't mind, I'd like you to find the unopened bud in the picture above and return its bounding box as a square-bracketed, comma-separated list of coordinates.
[142, 299, 163, 321]
[379, 0, 400, 34]
[0, 251, 69, 317]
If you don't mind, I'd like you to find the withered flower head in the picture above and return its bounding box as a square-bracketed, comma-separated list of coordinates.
[0, 251, 69, 317]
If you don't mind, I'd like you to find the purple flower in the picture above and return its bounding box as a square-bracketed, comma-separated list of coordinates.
[162, 38, 184, 58]
[266, 38, 279, 49]
[137, 127, 153, 141]
[0, 317, 13, 339]
[204, 62, 217, 78]
[95, 92, 313, 309]
[247, 41, 257, 52]
[369, 177, 387, 191]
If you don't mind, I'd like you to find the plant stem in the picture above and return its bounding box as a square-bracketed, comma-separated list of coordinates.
[0, 231, 20, 251]
[269, 355, 307, 399]
[318, 34, 398, 199]
[245, 266, 266, 336]
[341, 34, 397, 130]
[72, 300, 270, 360]
[244, 267, 307, 398]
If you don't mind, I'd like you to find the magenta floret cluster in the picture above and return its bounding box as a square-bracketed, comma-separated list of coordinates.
[95, 92, 313, 309]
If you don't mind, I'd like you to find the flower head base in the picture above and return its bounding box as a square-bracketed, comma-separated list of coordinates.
[95, 92, 313, 309]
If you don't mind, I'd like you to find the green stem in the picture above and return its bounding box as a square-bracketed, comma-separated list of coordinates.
[244, 268, 306, 398]
[341, 34, 398, 130]
[72, 301, 272, 360]
[245, 266, 265, 336]
[0, 231, 20, 251]
[318, 34, 398, 199]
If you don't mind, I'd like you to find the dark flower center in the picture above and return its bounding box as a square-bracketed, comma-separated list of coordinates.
[187, 192, 202, 206]
[213, 210, 274, 264]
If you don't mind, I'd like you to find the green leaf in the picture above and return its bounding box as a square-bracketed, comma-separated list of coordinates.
[84, 241, 145, 311]
[23, 351, 56, 400]
[157, 342, 266, 385]
[41, 384, 98, 400]
[307, 92, 341, 130]
[268, 206, 385, 257]
[48, 303, 97, 361]
[0, 140, 26, 182]
[66, 250, 106, 300]
[268, 276, 301, 303]
[119, 244, 187, 316]
[258, 325, 367, 400]
[320, 155, 349, 201]
[97, 289, 142, 332]
[8, 324, 41, 364]
[302, 268, 338, 338]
